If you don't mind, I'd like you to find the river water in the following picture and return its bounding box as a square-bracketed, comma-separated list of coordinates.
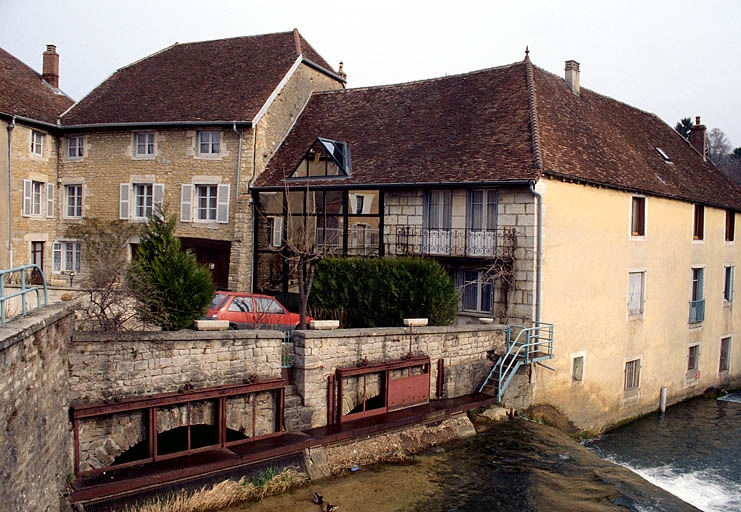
[229, 392, 740, 512]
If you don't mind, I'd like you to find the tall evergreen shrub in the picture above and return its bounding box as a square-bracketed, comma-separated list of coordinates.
[310, 257, 458, 327]
[127, 209, 215, 330]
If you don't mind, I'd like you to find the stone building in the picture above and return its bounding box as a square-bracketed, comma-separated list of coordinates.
[0, 45, 74, 278]
[56, 30, 345, 290]
[253, 56, 741, 429]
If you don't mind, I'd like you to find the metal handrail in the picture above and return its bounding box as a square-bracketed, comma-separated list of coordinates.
[479, 322, 554, 402]
[0, 264, 48, 324]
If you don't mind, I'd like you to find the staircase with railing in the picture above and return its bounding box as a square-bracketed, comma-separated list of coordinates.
[478, 322, 554, 403]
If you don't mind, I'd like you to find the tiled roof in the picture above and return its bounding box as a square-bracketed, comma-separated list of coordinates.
[257, 58, 741, 210]
[256, 62, 540, 188]
[62, 30, 339, 126]
[0, 47, 73, 125]
[532, 65, 741, 210]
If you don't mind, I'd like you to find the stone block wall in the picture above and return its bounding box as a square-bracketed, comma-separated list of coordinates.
[293, 324, 507, 427]
[9, 122, 62, 273]
[0, 302, 76, 512]
[68, 329, 285, 472]
[68, 330, 284, 403]
[383, 186, 536, 325]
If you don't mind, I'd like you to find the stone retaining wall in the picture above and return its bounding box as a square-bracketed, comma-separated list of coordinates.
[294, 324, 508, 427]
[68, 330, 284, 403]
[0, 302, 76, 512]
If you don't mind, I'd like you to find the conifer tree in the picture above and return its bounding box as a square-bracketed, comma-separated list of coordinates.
[127, 207, 215, 330]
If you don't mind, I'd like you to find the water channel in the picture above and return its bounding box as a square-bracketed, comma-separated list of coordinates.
[225, 392, 739, 511]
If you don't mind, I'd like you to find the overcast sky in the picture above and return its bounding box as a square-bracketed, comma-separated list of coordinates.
[1, 0, 739, 146]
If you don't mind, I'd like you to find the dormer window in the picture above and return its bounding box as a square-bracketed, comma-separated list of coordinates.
[291, 138, 351, 178]
[655, 147, 672, 163]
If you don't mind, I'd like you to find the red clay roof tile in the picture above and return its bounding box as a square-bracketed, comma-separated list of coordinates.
[61, 30, 338, 126]
[257, 58, 741, 210]
[0, 47, 74, 124]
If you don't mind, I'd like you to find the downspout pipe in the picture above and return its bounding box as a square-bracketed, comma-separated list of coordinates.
[7, 115, 16, 268]
[529, 180, 542, 324]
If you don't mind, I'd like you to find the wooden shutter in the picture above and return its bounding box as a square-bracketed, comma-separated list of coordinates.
[154, 183, 165, 208]
[217, 184, 230, 223]
[23, 179, 32, 216]
[180, 184, 193, 222]
[119, 183, 130, 219]
[46, 183, 55, 218]
[628, 272, 643, 314]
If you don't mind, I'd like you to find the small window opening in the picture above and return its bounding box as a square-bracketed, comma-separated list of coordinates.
[655, 147, 672, 163]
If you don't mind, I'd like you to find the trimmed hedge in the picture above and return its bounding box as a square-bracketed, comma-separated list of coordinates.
[310, 257, 458, 327]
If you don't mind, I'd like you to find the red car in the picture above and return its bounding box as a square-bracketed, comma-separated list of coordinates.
[206, 292, 309, 330]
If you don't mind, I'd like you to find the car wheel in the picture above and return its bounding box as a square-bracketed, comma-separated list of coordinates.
[229, 323, 238, 330]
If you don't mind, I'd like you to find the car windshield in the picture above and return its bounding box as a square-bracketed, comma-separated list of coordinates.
[209, 293, 228, 309]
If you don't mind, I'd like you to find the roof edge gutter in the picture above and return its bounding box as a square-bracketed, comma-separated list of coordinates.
[301, 57, 347, 85]
[0, 113, 60, 131]
[59, 120, 252, 131]
[251, 179, 535, 192]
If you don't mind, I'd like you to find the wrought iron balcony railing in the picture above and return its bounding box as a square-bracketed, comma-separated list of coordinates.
[391, 227, 516, 258]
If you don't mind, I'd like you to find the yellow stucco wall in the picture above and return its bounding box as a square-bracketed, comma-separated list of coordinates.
[531, 178, 740, 431]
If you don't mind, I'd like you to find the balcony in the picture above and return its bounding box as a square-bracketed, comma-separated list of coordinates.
[688, 299, 705, 324]
[392, 227, 516, 259]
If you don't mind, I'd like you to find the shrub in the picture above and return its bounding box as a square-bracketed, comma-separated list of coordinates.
[127, 208, 215, 330]
[310, 257, 458, 327]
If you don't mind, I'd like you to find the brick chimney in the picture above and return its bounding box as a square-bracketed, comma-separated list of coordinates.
[42, 44, 59, 88]
[337, 61, 347, 80]
[689, 116, 707, 161]
[565, 60, 580, 95]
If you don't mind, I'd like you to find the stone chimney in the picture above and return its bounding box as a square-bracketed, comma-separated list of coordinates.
[565, 60, 580, 95]
[42, 44, 59, 88]
[689, 116, 707, 161]
[337, 61, 347, 80]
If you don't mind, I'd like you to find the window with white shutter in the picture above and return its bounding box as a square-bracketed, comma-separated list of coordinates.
[120, 183, 130, 219]
[217, 184, 230, 223]
[180, 184, 194, 222]
[628, 271, 645, 316]
[46, 183, 54, 218]
[23, 179, 32, 216]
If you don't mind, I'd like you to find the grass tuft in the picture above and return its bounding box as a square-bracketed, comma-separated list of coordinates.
[122, 467, 308, 512]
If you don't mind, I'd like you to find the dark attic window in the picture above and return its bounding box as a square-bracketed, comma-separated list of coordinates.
[655, 147, 672, 164]
[291, 138, 351, 178]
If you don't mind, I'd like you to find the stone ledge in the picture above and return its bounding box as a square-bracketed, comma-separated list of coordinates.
[194, 320, 230, 331]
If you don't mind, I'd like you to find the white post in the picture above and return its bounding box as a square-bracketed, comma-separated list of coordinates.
[660, 387, 667, 413]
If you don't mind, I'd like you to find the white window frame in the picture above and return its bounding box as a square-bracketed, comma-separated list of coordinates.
[687, 343, 701, 373]
[692, 204, 705, 242]
[724, 265, 734, 304]
[624, 357, 642, 392]
[630, 195, 646, 239]
[267, 216, 283, 247]
[23, 179, 48, 217]
[197, 130, 221, 156]
[180, 183, 230, 223]
[31, 130, 44, 156]
[196, 184, 218, 221]
[571, 351, 586, 383]
[423, 190, 452, 255]
[133, 132, 155, 159]
[67, 136, 84, 159]
[119, 182, 164, 220]
[53, 240, 81, 274]
[65, 184, 83, 219]
[719, 336, 732, 373]
[627, 270, 646, 317]
[459, 269, 493, 314]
